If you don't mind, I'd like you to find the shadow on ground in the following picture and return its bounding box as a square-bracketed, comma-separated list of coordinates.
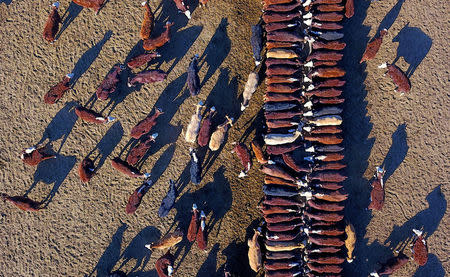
[38, 101, 78, 153]
[56, 1, 83, 41]
[341, 1, 375, 275]
[380, 123, 408, 182]
[392, 23, 432, 77]
[87, 222, 128, 277]
[86, 121, 124, 174]
[168, 166, 233, 271]
[24, 153, 76, 207]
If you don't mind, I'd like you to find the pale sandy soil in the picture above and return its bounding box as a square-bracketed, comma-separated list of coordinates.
[0, 0, 448, 276]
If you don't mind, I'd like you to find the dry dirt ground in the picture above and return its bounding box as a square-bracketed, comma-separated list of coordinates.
[0, 0, 448, 276]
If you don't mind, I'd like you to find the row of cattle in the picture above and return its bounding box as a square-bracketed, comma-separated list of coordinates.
[249, 0, 355, 275]
[240, 0, 420, 276]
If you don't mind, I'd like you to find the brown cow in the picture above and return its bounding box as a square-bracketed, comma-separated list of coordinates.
[43, 2, 61, 43]
[20, 145, 55, 166]
[143, 22, 174, 51]
[72, 0, 104, 14]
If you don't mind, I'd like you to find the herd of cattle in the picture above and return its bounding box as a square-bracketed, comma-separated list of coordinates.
[4, 0, 225, 276]
[239, 0, 421, 276]
[2, 0, 423, 276]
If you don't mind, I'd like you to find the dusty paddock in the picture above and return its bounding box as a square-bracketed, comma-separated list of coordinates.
[0, 0, 449, 276]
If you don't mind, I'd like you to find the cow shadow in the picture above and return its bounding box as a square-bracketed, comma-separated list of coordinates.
[204, 67, 240, 123]
[218, 241, 255, 277]
[200, 68, 239, 177]
[55, 1, 83, 41]
[86, 222, 128, 277]
[86, 121, 124, 174]
[117, 226, 161, 274]
[216, 221, 261, 276]
[413, 254, 445, 277]
[170, 167, 232, 269]
[142, 144, 176, 185]
[37, 101, 78, 153]
[380, 123, 408, 182]
[341, 1, 376, 276]
[202, 166, 233, 235]
[238, 109, 265, 144]
[376, 0, 406, 35]
[196, 243, 220, 277]
[154, 0, 198, 29]
[71, 30, 112, 86]
[96, 0, 110, 15]
[384, 185, 446, 251]
[153, 25, 203, 74]
[171, 166, 232, 235]
[124, 40, 146, 66]
[120, 74, 188, 165]
[172, 160, 193, 196]
[144, 73, 190, 150]
[24, 153, 77, 207]
[358, 238, 396, 276]
[126, 269, 157, 277]
[199, 18, 231, 87]
[392, 23, 432, 77]
[361, 185, 446, 274]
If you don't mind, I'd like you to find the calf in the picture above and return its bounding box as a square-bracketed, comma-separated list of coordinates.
[96, 65, 124, 101]
[126, 179, 152, 214]
[241, 71, 259, 111]
[251, 140, 268, 164]
[127, 52, 160, 69]
[189, 148, 201, 185]
[370, 252, 409, 277]
[209, 116, 233, 151]
[43, 2, 61, 43]
[197, 107, 215, 147]
[368, 167, 386, 210]
[158, 179, 177, 218]
[185, 101, 204, 143]
[44, 73, 73, 104]
[130, 108, 163, 139]
[360, 29, 388, 63]
[75, 106, 115, 124]
[78, 157, 95, 183]
[187, 54, 201, 96]
[187, 203, 199, 242]
[232, 143, 252, 177]
[345, 0, 354, 18]
[72, 0, 104, 14]
[128, 70, 167, 87]
[248, 228, 262, 272]
[143, 21, 174, 51]
[345, 222, 356, 262]
[411, 229, 428, 266]
[127, 133, 158, 166]
[110, 157, 150, 178]
[20, 145, 55, 166]
[378, 63, 411, 94]
[155, 250, 175, 277]
[196, 211, 207, 250]
[140, 1, 154, 40]
[1, 194, 42, 212]
[250, 23, 263, 66]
